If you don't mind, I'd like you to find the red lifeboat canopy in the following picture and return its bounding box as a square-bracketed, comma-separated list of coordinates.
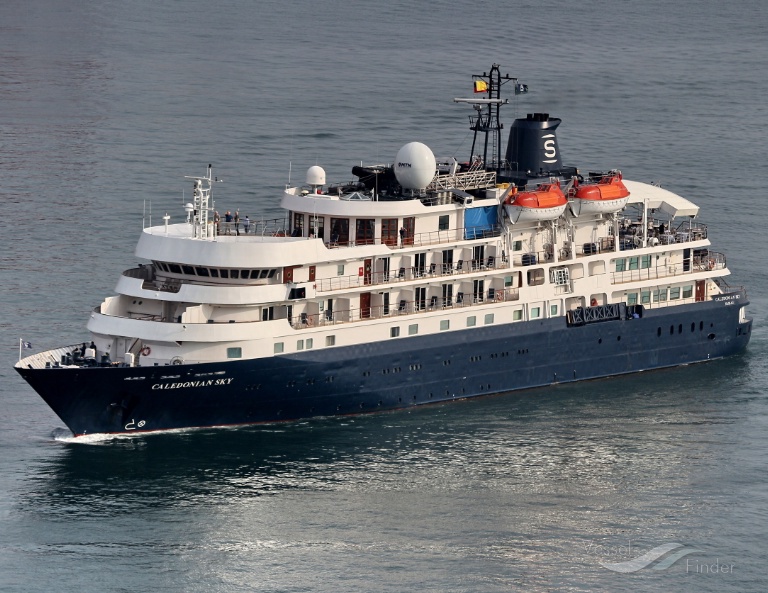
[573, 173, 629, 201]
[508, 183, 567, 208]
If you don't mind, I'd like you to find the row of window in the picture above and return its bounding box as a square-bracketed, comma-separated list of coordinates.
[155, 261, 278, 280]
[657, 321, 710, 337]
[615, 255, 653, 272]
[292, 214, 423, 245]
[626, 285, 693, 305]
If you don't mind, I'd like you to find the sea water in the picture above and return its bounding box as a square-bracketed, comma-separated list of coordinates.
[1, 0, 767, 591]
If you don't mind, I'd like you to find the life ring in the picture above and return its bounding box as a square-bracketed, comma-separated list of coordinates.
[171, 357, 184, 366]
[141, 346, 151, 356]
[495, 291, 503, 302]
[708, 259, 715, 270]
[590, 298, 598, 307]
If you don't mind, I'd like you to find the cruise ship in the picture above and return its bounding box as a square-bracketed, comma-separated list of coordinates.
[15, 64, 752, 436]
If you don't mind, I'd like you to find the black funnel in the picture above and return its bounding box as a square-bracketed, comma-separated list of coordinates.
[505, 113, 563, 175]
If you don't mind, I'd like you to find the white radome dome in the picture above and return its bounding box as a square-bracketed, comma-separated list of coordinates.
[394, 142, 436, 190]
[306, 165, 326, 186]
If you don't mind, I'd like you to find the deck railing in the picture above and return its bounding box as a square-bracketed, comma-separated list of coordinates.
[290, 287, 520, 329]
[315, 257, 504, 292]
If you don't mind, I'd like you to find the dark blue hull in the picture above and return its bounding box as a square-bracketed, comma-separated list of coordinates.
[16, 295, 752, 436]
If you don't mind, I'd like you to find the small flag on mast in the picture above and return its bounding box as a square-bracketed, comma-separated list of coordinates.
[514, 82, 529, 95]
[18, 338, 32, 362]
[473, 80, 488, 93]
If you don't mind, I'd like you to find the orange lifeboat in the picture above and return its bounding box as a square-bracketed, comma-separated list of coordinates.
[570, 172, 630, 215]
[504, 183, 568, 223]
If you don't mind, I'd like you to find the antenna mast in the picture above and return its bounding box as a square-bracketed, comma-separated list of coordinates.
[453, 63, 515, 176]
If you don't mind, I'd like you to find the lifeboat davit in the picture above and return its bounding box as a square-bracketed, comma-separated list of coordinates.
[504, 183, 568, 224]
[569, 172, 630, 216]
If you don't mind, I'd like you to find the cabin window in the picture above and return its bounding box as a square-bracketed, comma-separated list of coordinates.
[297, 339, 304, 351]
[530, 307, 541, 319]
[473, 279, 484, 302]
[513, 240, 523, 251]
[262, 306, 274, 321]
[309, 215, 324, 240]
[627, 293, 638, 305]
[390, 327, 400, 338]
[472, 245, 485, 270]
[440, 320, 450, 331]
[527, 268, 545, 286]
[466, 316, 477, 327]
[550, 304, 558, 316]
[356, 219, 375, 245]
[670, 287, 681, 300]
[210, 268, 219, 278]
[484, 313, 494, 325]
[330, 218, 349, 245]
[414, 253, 427, 277]
[513, 310, 523, 321]
[615, 259, 626, 272]
[641, 290, 651, 304]
[227, 347, 242, 358]
[168, 264, 181, 274]
[641, 254, 652, 269]
[326, 335, 336, 347]
[230, 269, 239, 279]
[306, 338, 314, 349]
[415, 287, 427, 311]
[438, 215, 449, 231]
[653, 289, 668, 302]
[194, 267, 209, 277]
[442, 283, 453, 307]
[628, 257, 639, 271]
[274, 342, 284, 354]
[402, 217, 415, 246]
[381, 218, 399, 247]
[683, 285, 694, 299]
[182, 265, 195, 275]
[442, 249, 454, 272]
[408, 324, 419, 335]
[292, 212, 304, 236]
[337, 264, 345, 276]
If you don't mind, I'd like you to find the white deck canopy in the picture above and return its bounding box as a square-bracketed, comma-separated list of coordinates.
[623, 179, 699, 218]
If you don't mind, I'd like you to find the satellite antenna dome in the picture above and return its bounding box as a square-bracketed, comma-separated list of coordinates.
[306, 165, 326, 186]
[394, 142, 436, 190]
